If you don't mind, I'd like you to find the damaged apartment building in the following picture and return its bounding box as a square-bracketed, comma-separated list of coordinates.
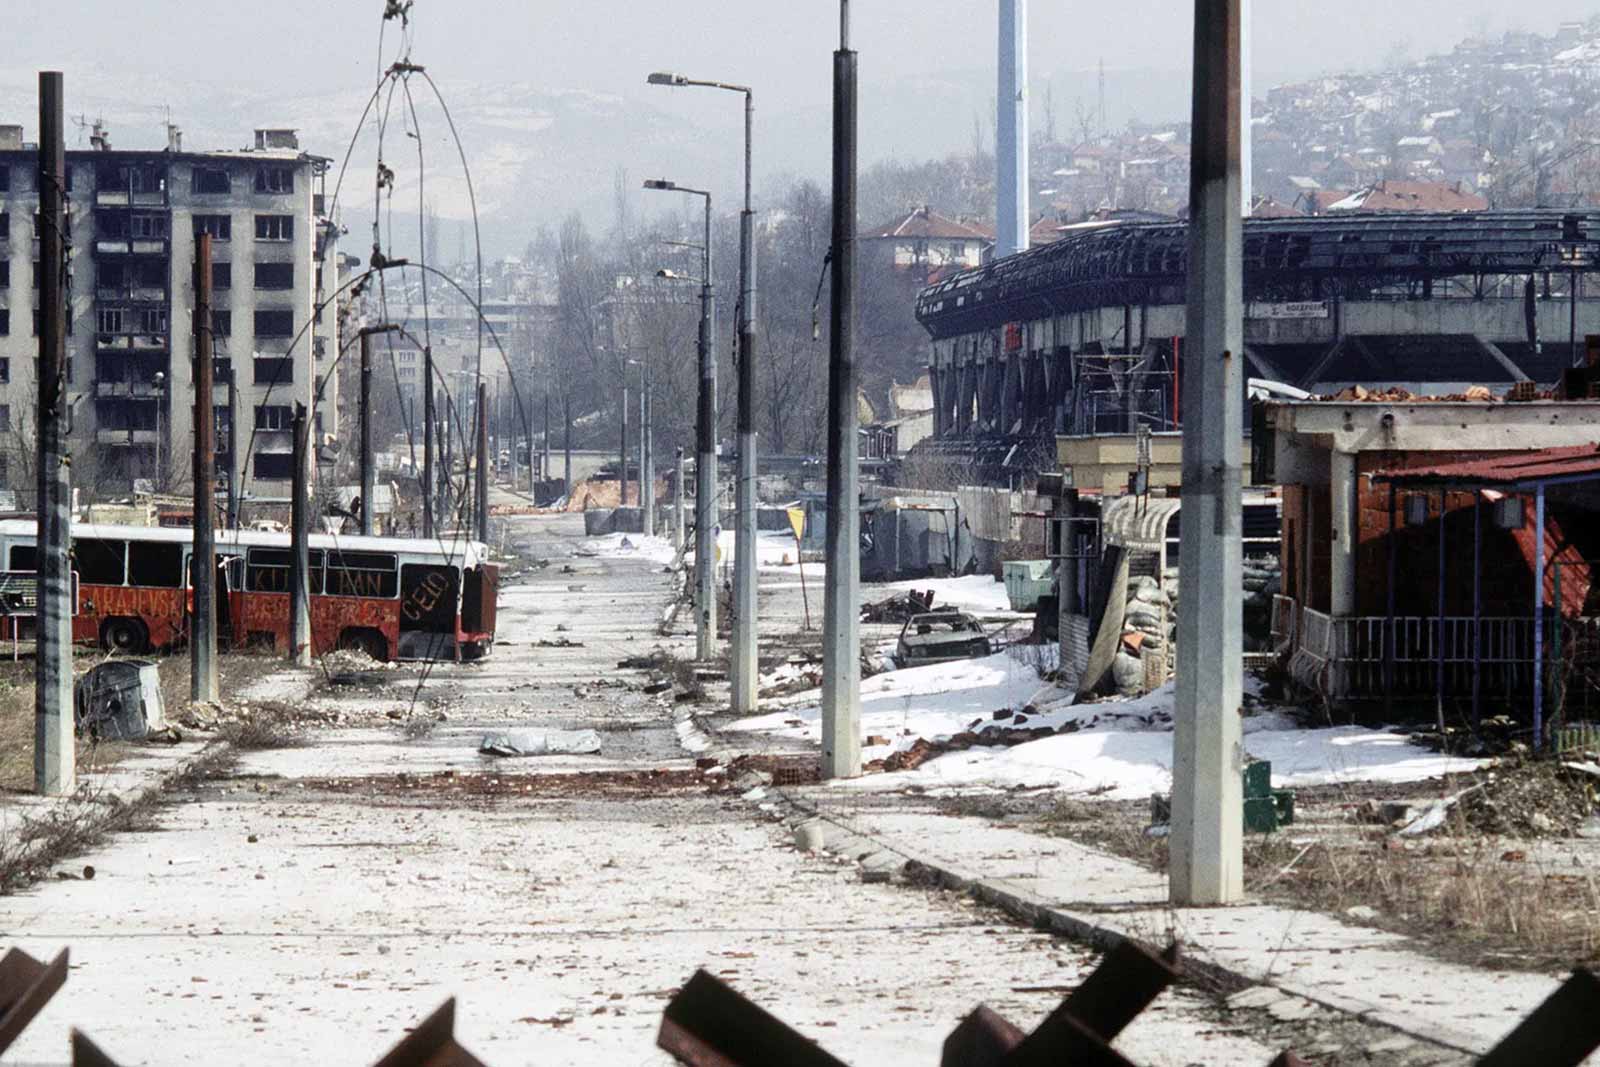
[0, 123, 342, 506]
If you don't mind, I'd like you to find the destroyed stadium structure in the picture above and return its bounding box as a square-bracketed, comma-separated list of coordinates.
[913, 211, 1600, 484]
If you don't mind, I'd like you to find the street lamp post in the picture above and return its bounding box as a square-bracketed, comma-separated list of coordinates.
[649, 70, 759, 713]
[644, 179, 717, 660]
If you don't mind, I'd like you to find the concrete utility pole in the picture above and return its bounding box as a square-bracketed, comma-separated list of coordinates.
[620, 378, 630, 507]
[191, 234, 219, 704]
[542, 391, 552, 493]
[731, 88, 760, 717]
[696, 212, 718, 660]
[996, 0, 1030, 258]
[822, 2, 862, 779]
[227, 377, 239, 528]
[34, 70, 73, 796]
[674, 447, 686, 554]
[355, 324, 398, 535]
[475, 379, 489, 542]
[358, 329, 379, 537]
[289, 402, 312, 667]
[422, 347, 435, 537]
[630, 364, 643, 534]
[1171, 0, 1245, 907]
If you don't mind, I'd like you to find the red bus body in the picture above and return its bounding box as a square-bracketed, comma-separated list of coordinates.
[0, 521, 496, 661]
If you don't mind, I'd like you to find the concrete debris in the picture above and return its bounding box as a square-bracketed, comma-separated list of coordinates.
[478, 730, 603, 757]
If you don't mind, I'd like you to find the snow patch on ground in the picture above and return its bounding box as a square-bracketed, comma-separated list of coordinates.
[729, 648, 1067, 759]
[872, 574, 1017, 614]
[839, 678, 1488, 799]
[586, 531, 678, 565]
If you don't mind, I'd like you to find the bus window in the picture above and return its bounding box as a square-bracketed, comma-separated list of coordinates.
[9, 545, 35, 570]
[129, 541, 184, 588]
[325, 551, 398, 598]
[74, 539, 127, 585]
[399, 564, 457, 633]
[246, 548, 324, 593]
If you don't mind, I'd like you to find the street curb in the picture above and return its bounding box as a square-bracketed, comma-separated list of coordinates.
[765, 788, 1488, 1060]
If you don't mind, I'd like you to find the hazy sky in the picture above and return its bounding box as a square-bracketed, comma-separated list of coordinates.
[11, 1, 1600, 246]
[16, 1, 1600, 124]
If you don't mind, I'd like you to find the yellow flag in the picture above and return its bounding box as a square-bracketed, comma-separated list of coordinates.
[787, 507, 806, 540]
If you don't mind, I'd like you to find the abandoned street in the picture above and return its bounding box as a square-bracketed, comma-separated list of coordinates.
[0, 511, 1289, 1066]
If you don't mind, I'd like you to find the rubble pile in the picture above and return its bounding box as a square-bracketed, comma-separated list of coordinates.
[1455, 758, 1598, 837]
[1322, 384, 1500, 404]
[860, 589, 936, 623]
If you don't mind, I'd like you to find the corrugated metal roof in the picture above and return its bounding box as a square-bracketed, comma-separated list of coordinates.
[1371, 444, 1600, 486]
[1103, 496, 1183, 550]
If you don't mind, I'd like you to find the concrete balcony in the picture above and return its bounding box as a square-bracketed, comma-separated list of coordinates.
[95, 239, 130, 255]
[96, 334, 132, 350]
[130, 239, 166, 256]
[95, 287, 167, 304]
[94, 381, 161, 399]
[131, 335, 168, 351]
[96, 191, 129, 206]
[97, 429, 157, 446]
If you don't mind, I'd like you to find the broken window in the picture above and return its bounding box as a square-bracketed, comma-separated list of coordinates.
[0, 405, 10, 432]
[254, 262, 293, 290]
[73, 539, 127, 585]
[211, 310, 231, 337]
[139, 308, 167, 334]
[254, 357, 294, 385]
[0, 359, 10, 384]
[98, 308, 124, 334]
[193, 215, 231, 241]
[130, 214, 168, 239]
[326, 551, 398, 599]
[0, 166, 8, 193]
[254, 405, 294, 430]
[254, 215, 293, 242]
[252, 453, 297, 483]
[191, 168, 230, 195]
[254, 167, 294, 194]
[253, 309, 294, 337]
[127, 541, 183, 588]
[0, 261, 7, 288]
[0, 310, 8, 336]
[213, 262, 232, 289]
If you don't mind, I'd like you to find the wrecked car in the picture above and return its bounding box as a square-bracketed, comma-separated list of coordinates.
[893, 612, 991, 668]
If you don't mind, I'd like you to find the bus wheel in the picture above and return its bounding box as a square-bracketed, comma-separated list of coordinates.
[339, 629, 388, 662]
[101, 618, 149, 655]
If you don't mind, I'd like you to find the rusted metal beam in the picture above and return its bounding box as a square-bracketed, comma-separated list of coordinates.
[1480, 968, 1600, 1067]
[0, 946, 69, 1054]
[371, 998, 487, 1067]
[941, 1005, 1025, 1067]
[71, 1030, 122, 1067]
[657, 969, 851, 1067]
[1000, 940, 1180, 1065]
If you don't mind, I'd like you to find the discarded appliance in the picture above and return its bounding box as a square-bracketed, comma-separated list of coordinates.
[478, 729, 602, 757]
[893, 612, 991, 668]
[74, 661, 164, 741]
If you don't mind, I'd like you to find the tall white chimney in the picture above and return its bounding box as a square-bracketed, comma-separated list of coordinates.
[997, 0, 1029, 258]
[1241, 0, 1253, 215]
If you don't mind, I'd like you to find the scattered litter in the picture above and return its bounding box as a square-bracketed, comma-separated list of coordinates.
[478, 730, 603, 757]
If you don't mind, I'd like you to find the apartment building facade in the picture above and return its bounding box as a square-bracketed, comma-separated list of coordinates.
[0, 124, 340, 506]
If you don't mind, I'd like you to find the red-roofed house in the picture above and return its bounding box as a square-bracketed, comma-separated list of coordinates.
[1325, 180, 1487, 214]
[859, 206, 991, 276]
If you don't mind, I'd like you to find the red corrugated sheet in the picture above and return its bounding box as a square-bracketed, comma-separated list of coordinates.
[1372, 444, 1600, 486]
